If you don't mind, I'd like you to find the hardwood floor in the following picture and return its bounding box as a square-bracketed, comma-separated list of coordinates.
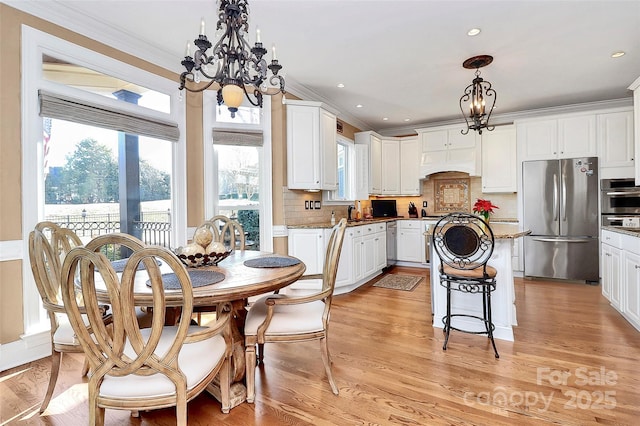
[2, 266, 640, 425]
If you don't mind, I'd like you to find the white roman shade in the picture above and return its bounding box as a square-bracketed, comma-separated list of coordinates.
[38, 90, 180, 142]
[212, 129, 263, 147]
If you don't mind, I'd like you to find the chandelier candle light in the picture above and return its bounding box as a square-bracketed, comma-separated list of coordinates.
[179, 0, 285, 117]
[473, 198, 499, 223]
[459, 55, 496, 135]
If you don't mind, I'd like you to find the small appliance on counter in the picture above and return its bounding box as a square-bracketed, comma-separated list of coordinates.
[371, 199, 397, 218]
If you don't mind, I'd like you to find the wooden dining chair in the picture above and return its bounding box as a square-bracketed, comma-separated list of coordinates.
[243, 219, 347, 402]
[28, 223, 112, 413]
[85, 233, 156, 328]
[60, 242, 233, 425]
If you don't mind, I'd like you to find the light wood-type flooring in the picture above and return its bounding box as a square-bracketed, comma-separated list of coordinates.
[2, 267, 640, 425]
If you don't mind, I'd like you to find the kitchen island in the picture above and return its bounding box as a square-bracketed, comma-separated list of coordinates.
[429, 223, 530, 342]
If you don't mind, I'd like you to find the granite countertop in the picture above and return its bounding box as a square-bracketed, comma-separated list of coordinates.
[602, 226, 640, 238]
[424, 223, 530, 239]
[287, 216, 519, 229]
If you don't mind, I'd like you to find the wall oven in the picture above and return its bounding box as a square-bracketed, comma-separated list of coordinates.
[601, 178, 640, 226]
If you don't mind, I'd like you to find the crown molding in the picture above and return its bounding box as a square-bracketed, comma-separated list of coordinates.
[377, 97, 634, 137]
[5, 0, 181, 74]
[285, 75, 370, 131]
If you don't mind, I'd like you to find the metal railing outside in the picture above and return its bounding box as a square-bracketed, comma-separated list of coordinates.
[45, 209, 172, 249]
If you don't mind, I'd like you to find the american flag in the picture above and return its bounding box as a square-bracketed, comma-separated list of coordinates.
[43, 117, 52, 175]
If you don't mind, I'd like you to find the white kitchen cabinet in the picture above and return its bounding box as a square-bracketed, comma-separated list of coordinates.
[288, 222, 386, 296]
[400, 137, 421, 195]
[600, 228, 640, 331]
[286, 100, 338, 190]
[518, 114, 596, 161]
[481, 125, 517, 193]
[355, 132, 383, 194]
[629, 76, 640, 184]
[396, 220, 424, 263]
[287, 228, 325, 275]
[597, 110, 634, 172]
[623, 251, 640, 328]
[601, 240, 622, 311]
[381, 139, 401, 195]
[418, 126, 480, 176]
[354, 144, 370, 200]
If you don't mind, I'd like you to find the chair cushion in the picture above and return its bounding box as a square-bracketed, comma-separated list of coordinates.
[440, 264, 497, 279]
[99, 326, 225, 399]
[52, 314, 82, 346]
[244, 295, 325, 336]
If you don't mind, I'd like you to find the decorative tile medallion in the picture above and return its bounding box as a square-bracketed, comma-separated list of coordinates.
[434, 178, 470, 213]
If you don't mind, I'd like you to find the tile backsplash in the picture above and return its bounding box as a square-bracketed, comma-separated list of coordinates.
[282, 171, 517, 226]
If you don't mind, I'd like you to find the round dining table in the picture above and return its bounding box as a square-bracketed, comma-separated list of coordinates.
[96, 250, 306, 412]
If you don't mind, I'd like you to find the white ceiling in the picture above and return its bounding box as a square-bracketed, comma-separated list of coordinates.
[8, 0, 640, 135]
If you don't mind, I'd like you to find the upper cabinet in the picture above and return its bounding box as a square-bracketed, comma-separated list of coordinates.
[355, 132, 420, 196]
[381, 139, 401, 195]
[597, 110, 634, 177]
[287, 100, 338, 190]
[418, 125, 480, 176]
[357, 132, 382, 194]
[517, 113, 596, 161]
[481, 125, 517, 193]
[400, 137, 421, 195]
[630, 76, 640, 184]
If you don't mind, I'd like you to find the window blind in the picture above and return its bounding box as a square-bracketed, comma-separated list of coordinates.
[38, 90, 180, 142]
[212, 129, 263, 147]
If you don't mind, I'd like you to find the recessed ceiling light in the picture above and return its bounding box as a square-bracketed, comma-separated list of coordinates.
[404, 118, 411, 122]
[356, 104, 363, 108]
[382, 117, 389, 121]
[611, 51, 625, 58]
[337, 83, 345, 88]
[467, 28, 481, 36]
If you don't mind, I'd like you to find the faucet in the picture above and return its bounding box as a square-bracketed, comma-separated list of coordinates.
[348, 205, 355, 221]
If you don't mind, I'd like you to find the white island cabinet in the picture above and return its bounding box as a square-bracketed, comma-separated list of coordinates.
[430, 224, 530, 342]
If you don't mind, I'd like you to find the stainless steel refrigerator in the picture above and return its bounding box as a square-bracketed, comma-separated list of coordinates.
[523, 157, 599, 282]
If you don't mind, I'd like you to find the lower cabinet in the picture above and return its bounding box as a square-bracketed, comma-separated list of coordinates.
[623, 250, 640, 328]
[600, 229, 640, 331]
[396, 220, 425, 264]
[287, 223, 387, 295]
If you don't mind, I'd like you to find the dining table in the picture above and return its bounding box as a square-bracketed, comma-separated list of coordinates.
[95, 249, 306, 411]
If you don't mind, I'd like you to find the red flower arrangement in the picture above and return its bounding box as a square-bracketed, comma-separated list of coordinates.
[473, 198, 499, 221]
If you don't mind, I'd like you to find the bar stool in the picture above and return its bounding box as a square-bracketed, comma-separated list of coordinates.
[433, 212, 499, 358]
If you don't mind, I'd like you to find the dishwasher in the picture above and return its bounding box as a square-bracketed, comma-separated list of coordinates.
[386, 221, 397, 266]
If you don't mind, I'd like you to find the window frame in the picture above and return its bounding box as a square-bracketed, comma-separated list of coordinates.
[20, 26, 187, 335]
[323, 135, 357, 205]
[202, 90, 273, 251]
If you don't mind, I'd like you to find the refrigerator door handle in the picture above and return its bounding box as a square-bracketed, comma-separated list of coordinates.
[553, 174, 559, 221]
[531, 237, 592, 243]
[561, 171, 567, 222]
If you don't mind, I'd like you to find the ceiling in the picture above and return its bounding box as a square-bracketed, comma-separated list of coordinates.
[9, 0, 640, 135]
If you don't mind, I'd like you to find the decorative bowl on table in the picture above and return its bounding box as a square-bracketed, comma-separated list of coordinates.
[175, 246, 232, 268]
[175, 238, 232, 268]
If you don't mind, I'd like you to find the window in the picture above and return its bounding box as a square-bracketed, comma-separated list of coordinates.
[325, 136, 356, 203]
[203, 91, 273, 252]
[21, 27, 186, 334]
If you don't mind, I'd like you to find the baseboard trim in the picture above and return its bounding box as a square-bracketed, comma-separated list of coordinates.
[0, 330, 51, 372]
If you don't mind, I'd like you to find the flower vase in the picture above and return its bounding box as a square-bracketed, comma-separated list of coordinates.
[481, 212, 490, 232]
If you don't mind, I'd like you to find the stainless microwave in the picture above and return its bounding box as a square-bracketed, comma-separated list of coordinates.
[601, 178, 640, 215]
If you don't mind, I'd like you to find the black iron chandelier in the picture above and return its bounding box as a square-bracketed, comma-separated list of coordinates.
[179, 0, 285, 118]
[459, 55, 496, 135]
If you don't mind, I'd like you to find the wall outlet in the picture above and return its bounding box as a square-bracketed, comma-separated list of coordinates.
[423, 201, 428, 208]
[305, 200, 310, 210]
